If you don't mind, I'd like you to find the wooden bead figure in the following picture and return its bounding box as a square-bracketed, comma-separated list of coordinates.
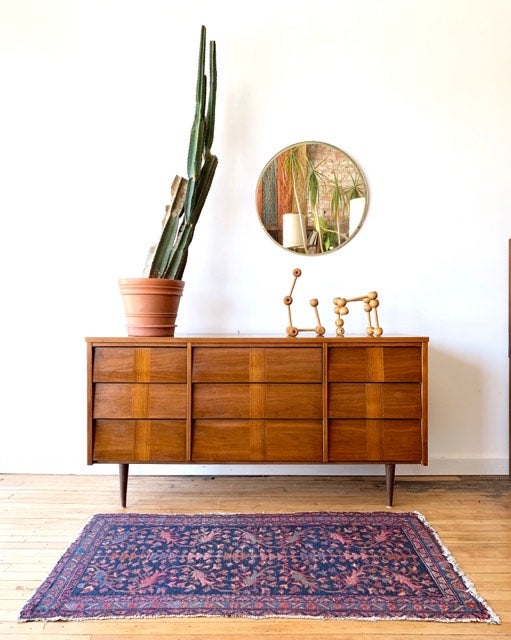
[284, 268, 325, 337]
[333, 291, 383, 337]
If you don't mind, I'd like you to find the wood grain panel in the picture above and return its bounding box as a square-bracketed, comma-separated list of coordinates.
[191, 420, 256, 461]
[264, 384, 322, 418]
[328, 383, 422, 418]
[191, 419, 323, 462]
[192, 384, 251, 418]
[329, 419, 423, 462]
[192, 348, 251, 381]
[93, 383, 187, 418]
[380, 421, 423, 461]
[192, 347, 322, 382]
[262, 348, 322, 382]
[93, 419, 186, 462]
[328, 346, 422, 382]
[93, 347, 187, 382]
[264, 420, 323, 461]
[379, 347, 422, 381]
[192, 383, 322, 419]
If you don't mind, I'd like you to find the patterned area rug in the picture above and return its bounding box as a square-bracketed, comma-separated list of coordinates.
[19, 511, 499, 623]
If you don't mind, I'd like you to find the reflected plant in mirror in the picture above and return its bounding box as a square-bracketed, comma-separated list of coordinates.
[256, 141, 368, 254]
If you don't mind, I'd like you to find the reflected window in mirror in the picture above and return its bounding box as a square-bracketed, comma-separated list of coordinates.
[256, 141, 368, 254]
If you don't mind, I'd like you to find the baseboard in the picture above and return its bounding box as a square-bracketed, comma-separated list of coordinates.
[5, 457, 508, 476]
[81, 457, 509, 477]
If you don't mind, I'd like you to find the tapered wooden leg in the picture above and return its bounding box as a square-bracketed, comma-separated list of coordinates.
[385, 464, 396, 507]
[119, 464, 129, 508]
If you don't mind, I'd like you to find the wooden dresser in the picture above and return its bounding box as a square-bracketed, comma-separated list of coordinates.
[86, 335, 428, 506]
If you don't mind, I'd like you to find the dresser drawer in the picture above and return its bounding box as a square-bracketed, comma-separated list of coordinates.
[328, 419, 423, 462]
[93, 383, 187, 418]
[192, 347, 322, 382]
[192, 383, 322, 419]
[328, 383, 422, 418]
[328, 347, 422, 382]
[191, 419, 323, 462]
[93, 347, 187, 382]
[93, 419, 186, 462]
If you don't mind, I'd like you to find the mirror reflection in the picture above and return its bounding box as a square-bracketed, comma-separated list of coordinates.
[256, 141, 368, 254]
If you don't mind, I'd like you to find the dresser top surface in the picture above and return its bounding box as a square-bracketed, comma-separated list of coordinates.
[86, 334, 429, 346]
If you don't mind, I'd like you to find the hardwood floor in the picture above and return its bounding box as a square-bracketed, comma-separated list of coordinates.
[1, 473, 510, 639]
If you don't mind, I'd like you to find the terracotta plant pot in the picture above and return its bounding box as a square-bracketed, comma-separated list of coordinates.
[119, 278, 185, 337]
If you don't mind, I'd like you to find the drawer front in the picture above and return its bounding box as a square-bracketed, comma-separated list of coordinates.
[328, 383, 422, 419]
[191, 419, 323, 462]
[328, 419, 423, 462]
[192, 348, 250, 382]
[93, 419, 186, 462]
[93, 347, 187, 382]
[192, 347, 322, 382]
[262, 348, 322, 382]
[264, 420, 323, 461]
[193, 383, 322, 419]
[328, 346, 422, 382]
[94, 383, 187, 418]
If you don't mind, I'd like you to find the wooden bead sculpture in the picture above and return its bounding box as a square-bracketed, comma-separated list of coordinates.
[284, 268, 326, 337]
[333, 292, 383, 337]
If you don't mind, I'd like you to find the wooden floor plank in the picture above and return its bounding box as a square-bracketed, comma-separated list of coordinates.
[0, 474, 510, 638]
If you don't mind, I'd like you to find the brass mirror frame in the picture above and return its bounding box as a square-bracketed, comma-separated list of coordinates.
[256, 141, 369, 255]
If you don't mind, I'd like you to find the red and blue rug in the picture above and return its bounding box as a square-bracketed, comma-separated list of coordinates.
[19, 511, 499, 623]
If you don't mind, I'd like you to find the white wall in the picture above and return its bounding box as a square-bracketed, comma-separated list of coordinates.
[1, 0, 509, 476]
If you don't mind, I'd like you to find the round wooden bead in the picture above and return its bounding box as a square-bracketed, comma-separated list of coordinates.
[310, 298, 318, 307]
[283, 296, 293, 305]
[373, 327, 383, 336]
[316, 326, 326, 336]
[286, 326, 299, 337]
[340, 307, 349, 315]
[335, 319, 344, 327]
[370, 299, 379, 308]
[368, 291, 378, 299]
[293, 268, 302, 277]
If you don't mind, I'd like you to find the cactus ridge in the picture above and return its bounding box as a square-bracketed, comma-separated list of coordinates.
[204, 41, 216, 155]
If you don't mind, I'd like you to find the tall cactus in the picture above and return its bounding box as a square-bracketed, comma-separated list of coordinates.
[149, 25, 218, 280]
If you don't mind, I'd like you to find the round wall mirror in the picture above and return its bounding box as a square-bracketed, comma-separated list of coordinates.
[256, 141, 368, 254]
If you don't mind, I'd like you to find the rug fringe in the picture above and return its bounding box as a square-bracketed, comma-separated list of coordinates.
[413, 511, 500, 624]
[18, 611, 502, 623]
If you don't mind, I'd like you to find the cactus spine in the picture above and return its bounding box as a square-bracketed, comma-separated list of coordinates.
[149, 25, 218, 280]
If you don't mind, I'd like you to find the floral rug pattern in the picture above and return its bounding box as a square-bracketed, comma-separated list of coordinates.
[19, 511, 499, 622]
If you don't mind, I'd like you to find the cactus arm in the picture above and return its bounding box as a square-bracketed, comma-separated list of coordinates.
[185, 28, 207, 219]
[187, 26, 206, 179]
